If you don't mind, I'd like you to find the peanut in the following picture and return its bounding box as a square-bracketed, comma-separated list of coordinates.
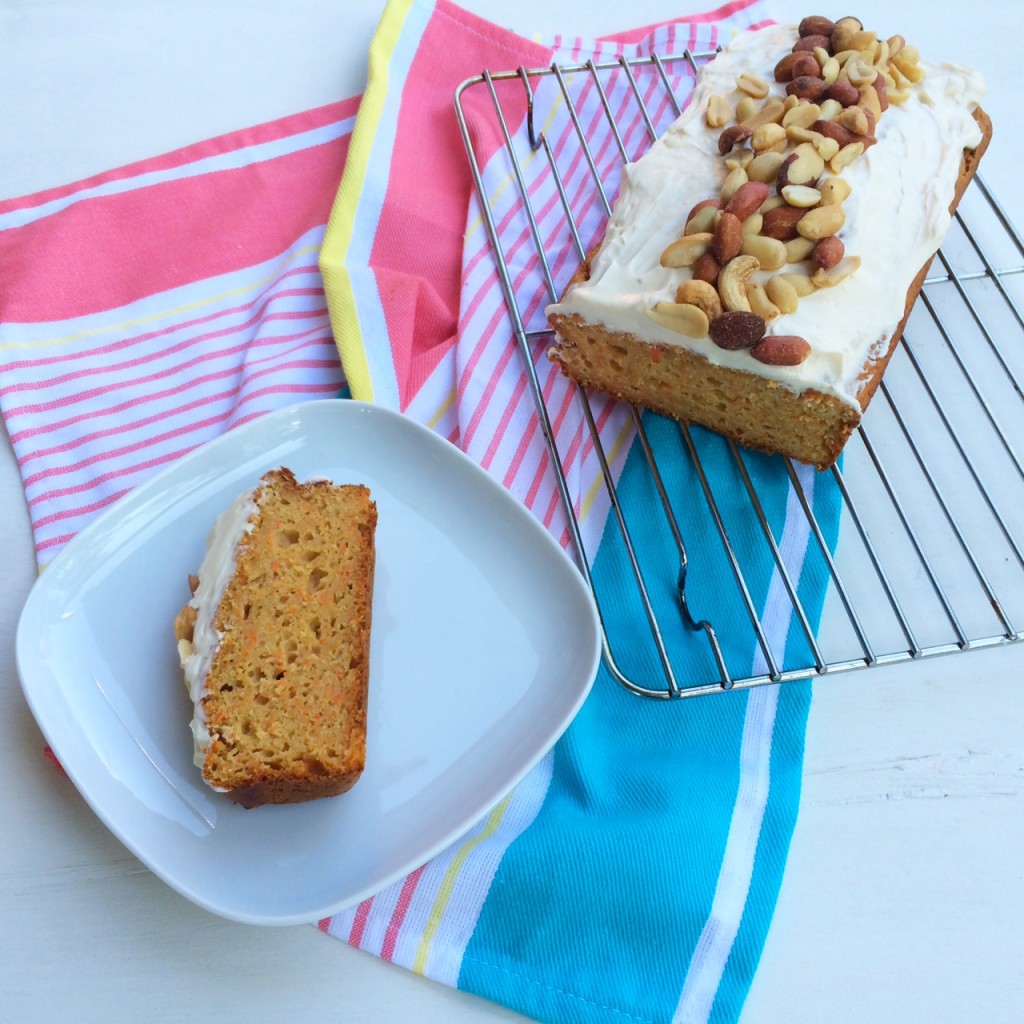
[781, 184, 823, 208]
[706, 94, 732, 128]
[784, 236, 817, 263]
[750, 334, 811, 366]
[751, 122, 787, 153]
[812, 134, 841, 162]
[747, 283, 781, 323]
[645, 301, 710, 338]
[685, 204, 720, 235]
[813, 119, 863, 148]
[830, 141, 865, 173]
[811, 255, 861, 288]
[719, 166, 749, 204]
[831, 16, 863, 53]
[736, 72, 770, 99]
[765, 275, 800, 314]
[837, 105, 870, 136]
[859, 82, 882, 120]
[712, 212, 744, 263]
[660, 232, 713, 268]
[691, 252, 721, 286]
[725, 152, 754, 172]
[849, 30, 878, 53]
[740, 233, 787, 271]
[818, 176, 852, 205]
[818, 98, 844, 121]
[686, 197, 720, 225]
[762, 204, 805, 241]
[797, 203, 846, 240]
[871, 75, 889, 113]
[779, 271, 817, 296]
[741, 98, 786, 131]
[746, 150, 787, 184]
[741, 212, 764, 236]
[726, 180, 771, 220]
[893, 52, 924, 83]
[675, 279, 723, 321]
[735, 96, 760, 123]
[774, 53, 803, 83]
[812, 235, 845, 269]
[782, 100, 822, 130]
[791, 53, 821, 79]
[786, 125, 819, 145]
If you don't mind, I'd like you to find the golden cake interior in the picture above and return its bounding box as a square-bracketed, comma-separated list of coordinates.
[176, 469, 376, 808]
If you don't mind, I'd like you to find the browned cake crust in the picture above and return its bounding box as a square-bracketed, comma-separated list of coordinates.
[548, 108, 991, 471]
[174, 468, 377, 808]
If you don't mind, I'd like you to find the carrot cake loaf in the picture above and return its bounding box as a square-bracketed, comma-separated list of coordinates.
[546, 15, 990, 469]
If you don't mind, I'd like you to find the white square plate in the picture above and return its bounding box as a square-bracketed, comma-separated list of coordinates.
[17, 400, 600, 925]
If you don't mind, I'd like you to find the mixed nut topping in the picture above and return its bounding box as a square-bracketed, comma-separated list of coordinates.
[649, 15, 924, 366]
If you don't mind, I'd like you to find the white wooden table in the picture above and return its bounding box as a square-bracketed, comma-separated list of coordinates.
[2, 2, 1021, 1021]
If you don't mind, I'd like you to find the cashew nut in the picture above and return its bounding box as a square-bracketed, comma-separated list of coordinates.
[717, 254, 760, 312]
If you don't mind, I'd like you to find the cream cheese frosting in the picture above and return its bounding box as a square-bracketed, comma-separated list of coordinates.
[546, 23, 985, 410]
[177, 486, 259, 770]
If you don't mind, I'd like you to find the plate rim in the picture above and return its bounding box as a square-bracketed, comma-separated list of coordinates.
[16, 398, 601, 924]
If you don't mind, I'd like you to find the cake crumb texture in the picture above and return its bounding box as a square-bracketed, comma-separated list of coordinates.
[185, 468, 376, 808]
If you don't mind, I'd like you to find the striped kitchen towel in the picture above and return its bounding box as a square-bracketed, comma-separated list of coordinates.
[0, 2, 842, 1023]
[0, 100, 358, 559]
[319, 2, 839, 1024]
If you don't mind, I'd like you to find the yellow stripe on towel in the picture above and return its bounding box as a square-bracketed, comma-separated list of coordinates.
[319, 0, 418, 403]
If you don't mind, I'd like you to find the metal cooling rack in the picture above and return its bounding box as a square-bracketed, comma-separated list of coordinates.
[454, 50, 1024, 698]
